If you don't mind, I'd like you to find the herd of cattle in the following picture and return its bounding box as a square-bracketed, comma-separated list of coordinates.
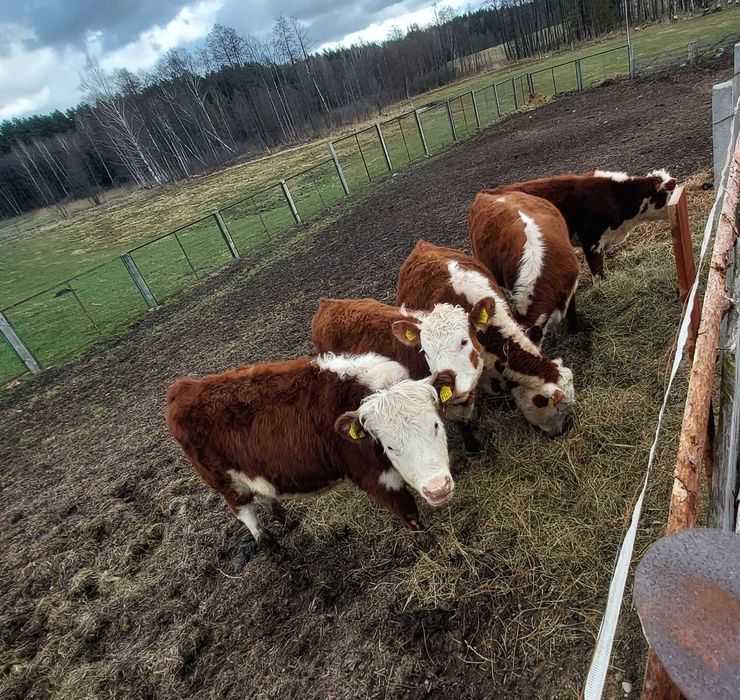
[166, 168, 676, 557]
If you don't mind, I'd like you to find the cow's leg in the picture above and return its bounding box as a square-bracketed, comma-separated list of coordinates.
[458, 422, 481, 454]
[444, 401, 480, 454]
[585, 247, 605, 283]
[224, 494, 263, 569]
[566, 295, 578, 334]
[353, 470, 423, 532]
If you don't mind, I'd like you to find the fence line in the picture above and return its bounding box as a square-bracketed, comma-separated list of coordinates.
[0, 39, 732, 385]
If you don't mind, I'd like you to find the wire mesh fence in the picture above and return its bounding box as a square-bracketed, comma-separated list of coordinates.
[1, 44, 638, 386]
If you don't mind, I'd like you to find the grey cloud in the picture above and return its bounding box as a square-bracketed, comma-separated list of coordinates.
[0, 0, 187, 51]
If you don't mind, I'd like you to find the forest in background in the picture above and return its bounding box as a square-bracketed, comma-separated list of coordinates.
[0, 0, 691, 219]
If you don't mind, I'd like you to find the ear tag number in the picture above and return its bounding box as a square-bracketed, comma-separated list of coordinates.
[440, 385, 453, 403]
[478, 307, 489, 325]
[405, 329, 417, 342]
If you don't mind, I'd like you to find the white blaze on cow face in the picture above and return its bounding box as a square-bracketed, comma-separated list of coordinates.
[642, 169, 676, 220]
[394, 303, 483, 403]
[511, 360, 575, 436]
[342, 377, 454, 506]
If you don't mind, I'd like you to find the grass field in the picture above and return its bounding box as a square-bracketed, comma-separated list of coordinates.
[1, 8, 738, 384]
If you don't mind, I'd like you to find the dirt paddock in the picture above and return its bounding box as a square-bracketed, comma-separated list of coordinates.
[0, 60, 727, 699]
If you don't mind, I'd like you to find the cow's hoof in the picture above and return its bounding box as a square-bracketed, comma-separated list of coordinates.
[232, 535, 258, 571]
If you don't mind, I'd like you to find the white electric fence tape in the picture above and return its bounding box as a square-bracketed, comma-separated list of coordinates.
[583, 97, 740, 700]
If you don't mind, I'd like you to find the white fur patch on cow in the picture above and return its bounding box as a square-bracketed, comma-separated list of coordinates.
[316, 352, 409, 391]
[512, 210, 545, 316]
[378, 468, 404, 491]
[418, 303, 482, 398]
[236, 503, 262, 541]
[648, 168, 672, 182]
[229, 470, 278, 500]
[447, 260, 541, 363]
[594, 169, 629, 182]
[399, 304, 426, 321]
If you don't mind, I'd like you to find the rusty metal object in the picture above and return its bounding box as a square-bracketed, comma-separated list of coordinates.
[635, 529, 740, 700]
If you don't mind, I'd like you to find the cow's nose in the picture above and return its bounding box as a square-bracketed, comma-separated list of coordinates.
[422, 475, 454, 503]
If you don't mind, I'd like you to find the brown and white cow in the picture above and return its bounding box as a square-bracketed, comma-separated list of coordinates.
[485, 169, 676, 279]
[469, 191, 580, 345]
[311, 297, 491, 452]
[398, 240, 575, 436]
[166, 352, 455, 559]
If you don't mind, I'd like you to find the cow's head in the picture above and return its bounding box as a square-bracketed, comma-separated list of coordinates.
[511, 359, 575, 436]
[391, 300, 491, 404]
[335, 372, 455, 506]
[642, 169, 676, 219]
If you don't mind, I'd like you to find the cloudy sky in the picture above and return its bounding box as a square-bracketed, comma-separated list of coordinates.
[0, 0, 480, 121]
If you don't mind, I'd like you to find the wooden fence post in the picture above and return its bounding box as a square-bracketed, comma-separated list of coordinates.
[445, 101, 457, 141]
[327, 141, 350, 196]
[212, 211, 239, 259]
[0, 312, 41, 375]
[641, 133, 740, 700]
[279, 179, 301, 224]
[668, 186, 700, 351]
[375, 123, 393, 172]
[414, 110, 430, 156]
[470, 90, 481, 128]
[121, 253, 158, 310]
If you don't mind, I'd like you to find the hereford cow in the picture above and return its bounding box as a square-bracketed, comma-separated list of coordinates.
[398, 240, 574, 436]
[485, 169, 676, 279]
[469, 191, 580, 345]
[311, 297, 491, 452]
[166, 352, 455, 559]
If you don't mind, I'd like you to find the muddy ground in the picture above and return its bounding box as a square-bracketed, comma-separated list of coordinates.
[0, 59, 728, 699]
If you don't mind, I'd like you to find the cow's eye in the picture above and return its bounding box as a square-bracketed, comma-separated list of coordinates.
[434, 422, 439, 436]
[387, 446, 394, 452]
[460, 338, 469, 348]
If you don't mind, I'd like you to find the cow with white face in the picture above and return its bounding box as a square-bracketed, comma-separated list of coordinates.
[312, 297, 489, 452]
[166, 353, 456, 563]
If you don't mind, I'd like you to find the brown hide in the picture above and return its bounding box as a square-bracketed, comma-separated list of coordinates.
[311, 297, 429, 380]
[486, 171, 673, 276]
[469, 191, 579, 339]
[397, 240, 559, 386]
[166, 357, 420, 528]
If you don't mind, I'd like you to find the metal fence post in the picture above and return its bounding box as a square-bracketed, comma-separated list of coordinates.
[492, 83, 501, 116]
[212, 211, 239, 259]
[576, 59, 584, 90]
[0, 312, 41, 374]
[712, 80, 733, 187]
[375, 123, 393, 172]
[511, 77, 519, 110]
[280, 179, 301, 224]
[470, 90, 481, 128]
[445, 101, 457, 141]
[526, 73, 534, 94]
[121, 253, 158, 310]
[414, 110, 430, 156]
[327, 141, 350, 195]
[628, 44, 635, 77]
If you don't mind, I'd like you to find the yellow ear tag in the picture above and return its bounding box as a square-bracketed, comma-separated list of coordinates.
[405, 329, 417, 342]
[548, 395, 556, 407]
[478, 307, 489, 325]
[440, 385, 453, 403]
[349, 423, 366, 440]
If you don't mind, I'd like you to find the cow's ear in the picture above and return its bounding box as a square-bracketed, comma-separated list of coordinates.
[470, 297, 494, 331]
[430, 369, 456, 404]
[392, 319, 421, 347]
[335, 411, 368, 442]
[662, 178, 677, 192]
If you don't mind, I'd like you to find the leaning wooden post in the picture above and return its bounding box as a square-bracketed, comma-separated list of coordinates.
[212, 210, 239, 259]
[668, 186, 700, 351]
[0, 312, 41, 374]
[414, 109, 430, 156]
[641, 134, 740, 700]
[327, 141, 350, 196]
[375, 122, 393, 172]
[121, 253, 158, 310]
[470, 90, 481, 128]
[279, 179, 301, 224]
[445, 101, 457, 142]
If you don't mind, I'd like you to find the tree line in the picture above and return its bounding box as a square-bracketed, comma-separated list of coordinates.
[0, 0, 691, 220]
